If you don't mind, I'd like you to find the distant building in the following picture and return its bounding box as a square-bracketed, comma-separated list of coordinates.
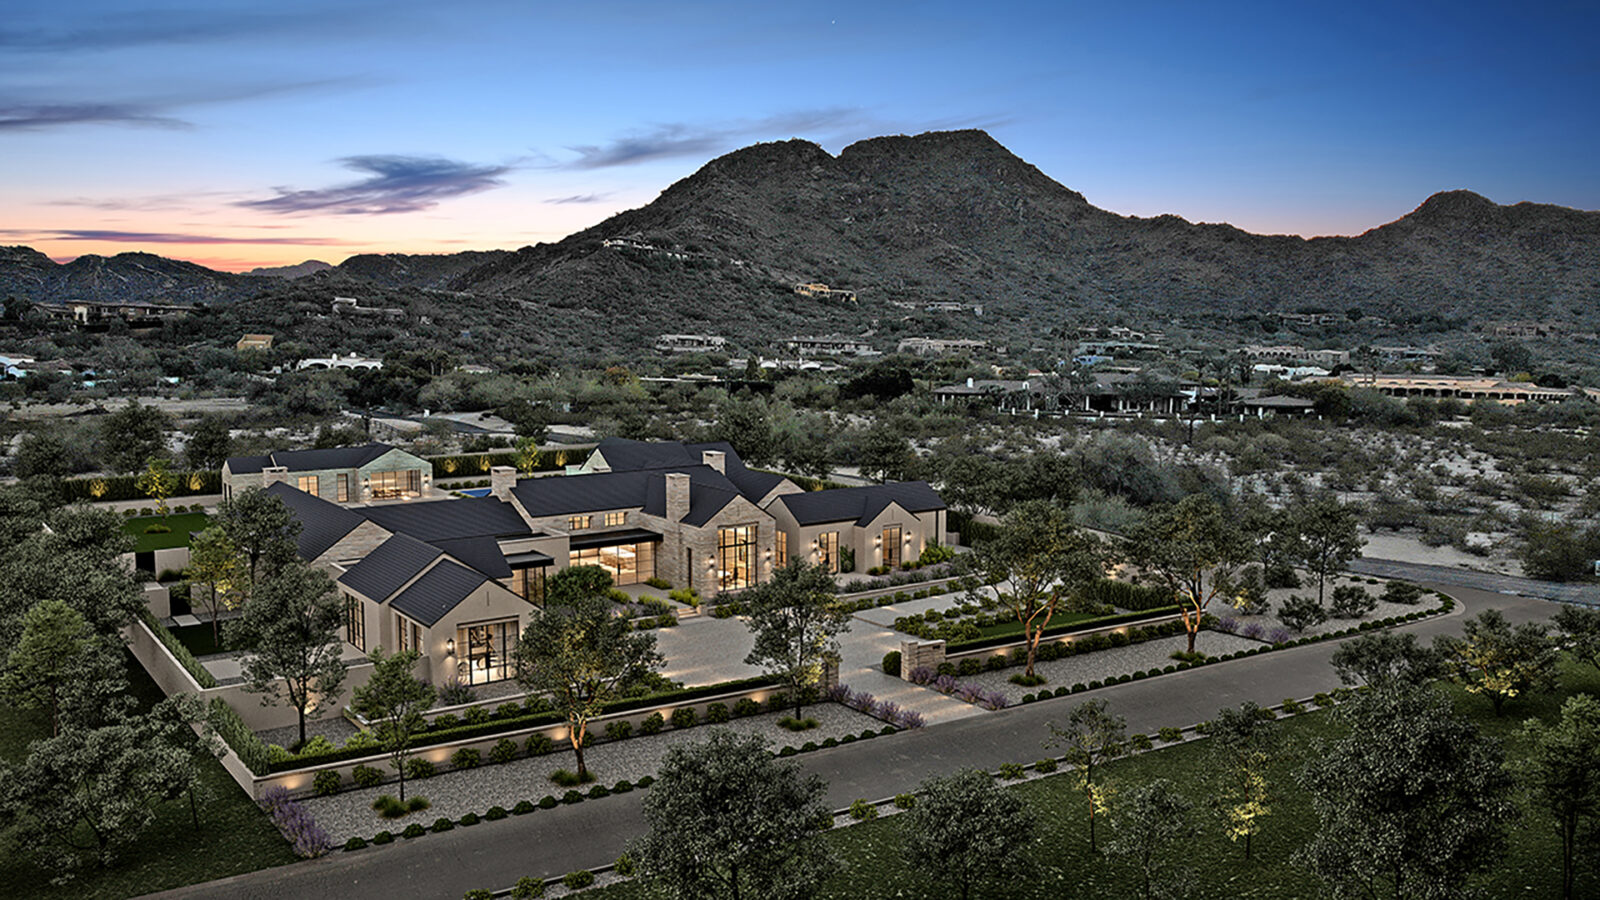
[1371, 345, 1444, 362]
[34, 299, 197, 329]
[793, 283, 858, 303]
[297, 353, 383, 371]
[654, 334, 728, 353]
[236, 333, 274, 351]
[785, 335, 876, 356]
[1243, 344, 1349, 367]
[1486, 321, 1560, 338]
[896, 337, 988, 356]
[1342, 374, 1587, 404]
[332, 297, 405, 320]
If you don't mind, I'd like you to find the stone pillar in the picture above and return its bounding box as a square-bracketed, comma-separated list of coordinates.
[700, 450, 726, 474]
[899, 639, 946, 680]
[489, 466, 517, 500]
[261, 465, 290, 489]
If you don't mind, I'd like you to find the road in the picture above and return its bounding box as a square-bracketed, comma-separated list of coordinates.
[144, 570, 1562, 900]
[1350, 556, 1600, 605]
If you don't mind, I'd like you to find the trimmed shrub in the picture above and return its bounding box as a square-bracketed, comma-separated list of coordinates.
[538, 795, 559, 809]
[1281, 698, 1306, 715]
[605, 721, 633, 742]
[1055, 686, 1071, 697]
[560, 790, 584, 805]
[849, 799, 879, 820]
[402, 823, 425, 839]
[451, 747, 481, 770]
[613, 780, 634, 793]
[1034, 758, 1058, 774]
[615, 852, 637, 877]
[1158, 726, 1184, 743]
[490, 738, 519, 765]
[313, 770, 342, 796]
[670, 707, 697, 729]
[1129, 733, 1154, 752]
[563, 870, 596, 890]
[463, 706, 491, 726]
[486, 805, 508, 820]
[373, 831, 393, 845]
[706, 702, 730, 723]
[893, 793, 916, 809]
[511, 876, 546, 898]
[405, 758, 436, 780]
[998, 763, 1026, 780]
[639, 712, 665, 735]
[352, 764, 384, 788]
[587, 785, 610, 799]
[637, 775, 655, 788]
[344, 836, 367, 852]
[525, 734, 555, 756]
[459, 812, 480, 826]
[513, 799, 536, 815]
[431, 817, 454, 832]
[882, 650, 902, 675]
[465, 890, 493, 900]
[733, 698, 760, 717]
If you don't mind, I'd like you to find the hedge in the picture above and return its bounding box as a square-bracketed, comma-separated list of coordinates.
[268, 673, 784, 773]
[1081, 578, 1176, 611]
[427, 448, 584, 479]
[59, 469, 222, 503]
[141, 608, 218, 688]
[947, 510, 1001, 547]
[752, 469, 852, 493]
[210, 696, 272, 775]
[944, 607, 1182, 654]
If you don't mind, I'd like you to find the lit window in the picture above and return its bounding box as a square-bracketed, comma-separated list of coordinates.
[337, 473, 350, 502]
[604, 511, 625, 527]
[818, 531, 840, 574]
[718, 526, 755, 591]
[343, 594, 364, 650]
[776, 530, 788, 566]
[297, 475, 319, 496]
[883, 525, 903, 568]
[567, 515, 593, 530]
[396, 614, 422, 654]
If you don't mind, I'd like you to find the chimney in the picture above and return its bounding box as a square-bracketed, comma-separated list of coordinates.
[701, 450, 726, 474]
[665, 473, 691, 522]
[966, 376, 974, 388]
[490, 466, 516, 500]
[262, 465, 290, 489]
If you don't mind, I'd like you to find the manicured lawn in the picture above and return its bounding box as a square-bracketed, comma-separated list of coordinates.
[970, 609, 1105, 640]
[169, 620, 253, 657]
[585, 658, 1600, 900]
[0, 651, 297, 899]
[122, 511, 211, 552]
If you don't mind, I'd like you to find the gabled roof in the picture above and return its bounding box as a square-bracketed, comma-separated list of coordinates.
[226, 442, 402, 475]
[361, 496, 531, 542]
[513, 463, 740, 525]
[263, 482, 366, 559]
[430, 536, 512, 579]
[592, 437, 787, 504]
[337, 533, 441, 601]
[775, 481, 946, 527]
[389, 560, 487, 627]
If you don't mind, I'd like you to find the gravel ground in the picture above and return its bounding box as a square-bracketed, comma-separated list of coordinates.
[258, 715, 360, 750]
[1216, 575, 1439, 641]
[301, 703, 885, 842]
[956, 631, 1265, 704]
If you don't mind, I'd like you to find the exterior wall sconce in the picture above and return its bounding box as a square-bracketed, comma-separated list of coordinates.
[445, 638, 456, 656]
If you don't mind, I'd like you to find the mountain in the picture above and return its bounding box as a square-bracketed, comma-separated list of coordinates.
[243, 259, 333, 279]
[0, 247, 265, 306]
[320, 251, 512, 290]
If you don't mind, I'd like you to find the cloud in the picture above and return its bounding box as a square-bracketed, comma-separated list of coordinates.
[560, 108, 872, 169]
[545, 193, 611, 205]
[238, 155, 511, 215]
[0, 5, 410, 53]
[1, 229, 345, 245]
[0, 102, 188, 131]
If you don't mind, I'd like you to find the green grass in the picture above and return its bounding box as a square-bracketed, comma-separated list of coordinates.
[583, 657, 1600, 900]
[168, 620, 254, 658]
[970, 610, 1104, 640]
[122, 512, 211, 553]
[0, 650, 297, 899]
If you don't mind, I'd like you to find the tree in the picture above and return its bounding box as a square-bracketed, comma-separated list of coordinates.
[1286, 495, 1365, 605]
[1106, 778, 1198, 900]
[513, 434, 542, 475]
[0, 598, 91, 736]
[630, 729, 832, 900]
[99, 399, 170, 474]
[712, 396, 777, 468]
[1207, 702, 1279, 860]
[1297, 687, 1515, 899]
[513, 567, 662, 782]
[742, 561, 849, 717]
[214, 486, 300, 587]
[967, 500, 1109, 678]
[1330, 631, 1442, 688]
[184, 527, 247, 646]
[1434, 609, 1558, 716]
[0, 506, 143, 649]
[14, 432, 69, 480]
[1047, 699, 1126, 852]
[857, 427, 911, 484]
[1514, 694, 1600, 900]
[184, 415, 233, 471]
[901, 768, 1036, 900]
[135, 456, 177, 519]
[1553, 604, 1600, 674]
[350, 648, 434, 802]
[1517, 520, 1600, 582]
[231, 559, 347, 749]
[0, 694, 204, 871]
[1127, 494, 1252, 655]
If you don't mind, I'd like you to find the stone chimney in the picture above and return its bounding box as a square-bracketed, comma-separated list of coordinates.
[262, 465, 290, 489]
[490, 466, 517, 500]
[665, 473, 691, 522]
[700, 449, 726, 474]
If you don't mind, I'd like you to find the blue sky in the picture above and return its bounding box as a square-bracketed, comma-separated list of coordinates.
[2, 0, 1594, 270]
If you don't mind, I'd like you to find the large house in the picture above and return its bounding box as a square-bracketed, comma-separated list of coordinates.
[222, 443, 433, 503]
[253, 438, 947, 687]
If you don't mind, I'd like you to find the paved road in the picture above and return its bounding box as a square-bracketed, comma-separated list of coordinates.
[143, 580, 1560, 900]
[1351, 556, 1600, 605]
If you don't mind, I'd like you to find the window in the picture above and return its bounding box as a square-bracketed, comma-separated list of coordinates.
[456, 618, 518, 685]
[297, 475, 319, 496]
[509, 565, 547, 604]
[567, 515, 593, 530]
[775, 530, 788, 567]
[882, 525, 903, 569]
[396, 614, 422, 654]
[337, 473, 350, 502]
[718, 525, 756, 591]
[818, 531, 840, 574]
[570, 541, 655, 585]
[343, 594, 364, 650]
[604, 511, 626, 527]
[370, 469, 421, 500]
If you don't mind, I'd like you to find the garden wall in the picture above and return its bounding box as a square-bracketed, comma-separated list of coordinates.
[939, 611, 1184, 667]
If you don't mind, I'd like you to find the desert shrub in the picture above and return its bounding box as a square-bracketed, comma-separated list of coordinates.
[1329, 584, 1377, 619]
[998, 763, 1027, 780]
[1158, 726, 1184, 743]
[372, 794, 406, 818]
[313, 770, 342, 795]
[549, 768, 590, 788]
[1009, 672, 1047, 687]
[1129, 733, 1154, 751]
[1277, 594, 1328, 632]
[464, 890, 493, 900]
[405, 758, 436, 780]
[1382, 580, 1425, 605]
[1281, 698, 1306, 715]
[563, 870, 596, 890]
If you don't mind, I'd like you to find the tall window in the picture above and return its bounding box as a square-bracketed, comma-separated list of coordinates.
[343, 594, 364, 650]
[567, 515, 593, 530]
[818, 531, 840, 574]
[396, 614, 422, 653]
[298, 475, 319, 497]
[337, 473, 350, 502]
[718, 526, 756, 591]
[570, 541, 655, 585]
[882, 525, 903, 569]
[456, 619, 517, 685]
[371, 469, 421, 499]
[604, 511, 626, 527]
[509, 565, 547, 604]
[775, 530, 788, 567]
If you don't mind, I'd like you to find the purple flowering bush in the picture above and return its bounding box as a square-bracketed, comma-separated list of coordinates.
[1215, 616, 1239, 634]
[1269, 627, 1292, 645]
[259, 786, 332, 858]
[1240, 622, 1266, 641]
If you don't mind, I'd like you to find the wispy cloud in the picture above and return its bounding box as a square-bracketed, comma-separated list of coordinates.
[560, 108, 872, 169]
[0, 102, 188, 131]
[545, 192, 611, 205]
[0, 5, 409, 53]
[1, 229, 345, 245]
[238, 155, 511, 215]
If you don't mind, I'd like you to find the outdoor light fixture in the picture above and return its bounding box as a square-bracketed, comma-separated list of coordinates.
[446, 638, 456, 656]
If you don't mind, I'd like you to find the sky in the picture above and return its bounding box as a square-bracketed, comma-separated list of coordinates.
[2, 0, 1596, 271]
